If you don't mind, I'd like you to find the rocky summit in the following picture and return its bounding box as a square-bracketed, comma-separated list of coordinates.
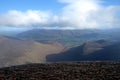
[0, 62, 120, 80]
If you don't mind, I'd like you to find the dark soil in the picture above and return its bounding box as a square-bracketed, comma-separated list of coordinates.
[0, 62, 120, 80]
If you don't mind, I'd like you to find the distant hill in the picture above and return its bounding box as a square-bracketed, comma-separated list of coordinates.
[0, 36, 64, 67]
[46, 40, 120, 62]
[16, 29, 120, 45]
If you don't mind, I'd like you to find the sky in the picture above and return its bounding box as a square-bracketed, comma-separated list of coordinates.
[0, 0, 120, 29]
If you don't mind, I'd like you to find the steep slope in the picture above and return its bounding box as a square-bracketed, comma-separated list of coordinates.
[46, 40, 119, 62]
[0, 36, 64, 67]
[82, 40, 111, 55]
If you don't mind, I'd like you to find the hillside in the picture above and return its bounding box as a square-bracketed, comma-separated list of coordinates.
[46, 40, 120, 62]
[0, 36, 64, 67]
[0, 62, 120, 80]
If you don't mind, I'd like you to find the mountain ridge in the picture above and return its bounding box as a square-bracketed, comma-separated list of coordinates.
[46, 40, 120, 62]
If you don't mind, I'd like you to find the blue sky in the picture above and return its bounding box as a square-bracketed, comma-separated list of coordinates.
[1, 0, 119, 13]
[0, 0, 120, 29]
[0, 0, 65, 13]
[104, 0, 120, 6]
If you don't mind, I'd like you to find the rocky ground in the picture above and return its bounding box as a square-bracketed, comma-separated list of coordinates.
[0, 62, 120, 80]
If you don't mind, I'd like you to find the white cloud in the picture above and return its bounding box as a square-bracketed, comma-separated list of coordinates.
[0, 10, 54, 27]
[0, 0, 120, 29]
[59, 0, 120, 29]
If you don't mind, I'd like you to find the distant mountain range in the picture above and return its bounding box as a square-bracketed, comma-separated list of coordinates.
[16, 29, 101, 46]
[16, 29, 120, 46]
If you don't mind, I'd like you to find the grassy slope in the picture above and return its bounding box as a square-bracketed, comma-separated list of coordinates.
[0, 36, 64, 67]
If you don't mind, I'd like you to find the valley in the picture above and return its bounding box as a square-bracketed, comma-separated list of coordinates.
[0, 29, 120, 67]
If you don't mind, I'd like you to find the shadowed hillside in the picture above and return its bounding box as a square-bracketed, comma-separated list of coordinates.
[46, 40, 120, 62]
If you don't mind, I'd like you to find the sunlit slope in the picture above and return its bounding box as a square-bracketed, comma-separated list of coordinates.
[0, 36, 64, 67]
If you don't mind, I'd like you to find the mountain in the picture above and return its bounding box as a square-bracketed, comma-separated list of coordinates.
[16, 29, 120, 47]
[0, 36, 64, 67]
[16, 29, 100, 46]
[46, 40, 120, 62]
